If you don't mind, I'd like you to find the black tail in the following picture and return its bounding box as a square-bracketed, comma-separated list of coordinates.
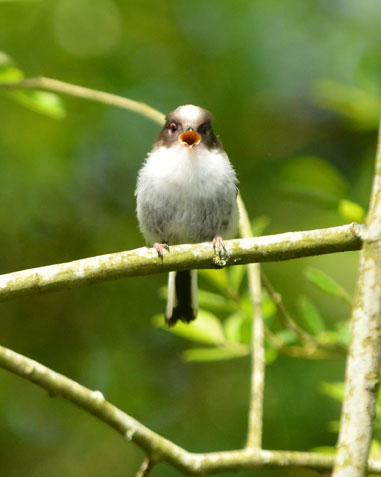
[165, 270, 198, 326]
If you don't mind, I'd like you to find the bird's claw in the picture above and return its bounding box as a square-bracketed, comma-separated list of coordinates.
[154, 242, 170, 259]
[213, 235, 227, 260]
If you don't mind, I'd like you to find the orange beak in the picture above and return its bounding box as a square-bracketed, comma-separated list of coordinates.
[179, 130, 201, 147]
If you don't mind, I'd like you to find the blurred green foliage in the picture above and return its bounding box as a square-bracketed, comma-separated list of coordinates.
[0, 1, 380, 476]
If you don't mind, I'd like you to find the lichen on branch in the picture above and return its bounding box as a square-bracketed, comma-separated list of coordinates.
[0, 223, 363, 303]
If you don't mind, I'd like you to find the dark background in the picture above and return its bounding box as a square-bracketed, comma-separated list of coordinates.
[0, 1, 380, 476]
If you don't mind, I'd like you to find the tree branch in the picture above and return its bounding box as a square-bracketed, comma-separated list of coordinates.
[0, 223, 363, 303]
[0, 77, 165, 125]
[136, 458, 156, 477]
[333, 121, 381, 476]
[237, 196, 265, 449]
[1, 343, 381, 475]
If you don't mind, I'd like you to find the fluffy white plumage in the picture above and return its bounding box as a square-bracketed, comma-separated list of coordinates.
[136, 143, 238, 245]
[174, 104, 204, 122]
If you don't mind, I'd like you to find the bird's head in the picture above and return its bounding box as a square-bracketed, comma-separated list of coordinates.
[154, 104, 221, 151]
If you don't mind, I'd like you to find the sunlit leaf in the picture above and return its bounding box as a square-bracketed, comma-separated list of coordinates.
[339, 199, 365, 223]
[228, 265, 246, 292]
[297, 296, 325, 336]
[0, 52, 23, 81]
[224, 311, 245, 342]
[240, 295, 253, 319]
[152, 310, 225, 345]
[0, 51, 14, 67]
[275, 329, 299, 346]
[250, 215, 270, 237]
[9, 90, 66, 119]
[277, 157, 349, 205]
[305, 268, 352, 304]
[184, 345, 248, 362]
[327, 420, 340, 433]
[198, 288, 237, 313]
[310, 446, 336, 455]
[262, 290, 277, 320]
[335, 320, 351, 347]
[370, 440, 381, 460]
[314, 79, 380, 130]
[319, 381, 344, 402]
[265, 346, 278, 364]
[0, 53, 66, 119]
[0, 66, 24, 83]
[199, 268, 230, 294]
[357, 48, 381, 97]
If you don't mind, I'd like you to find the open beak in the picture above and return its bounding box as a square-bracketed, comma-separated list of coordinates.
[179, 129, 201, 147]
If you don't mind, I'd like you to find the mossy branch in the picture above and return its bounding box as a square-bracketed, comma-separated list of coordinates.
[1, 343, 381, 475]
[333, 119, 381, 476]
[0, 223, 363, 303]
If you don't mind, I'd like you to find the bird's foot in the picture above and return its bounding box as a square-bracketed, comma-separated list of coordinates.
[213, 235, 227, 260]
[154, 242, 170, 259]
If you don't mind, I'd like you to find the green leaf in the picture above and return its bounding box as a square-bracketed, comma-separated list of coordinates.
[319, 381, 345, 403]
[327, 420, 340, 433]
[277, 156, 349, 205]
[275, 329, 299, 346]
[224, 311, 245, 342]
[152, 310, 225, 346]
[198, 289, 237, 313]
[305, 267, 352, 304]
[0, 66, 24, 83]
[0, 51, 14, 68]
[0, 52, 24, 82]
[9, 90, 66, 119]
[199, 268, 230, 294]
[265, 346, 278, 364]
[357, 48, 381, 97]
[183, 345, 248, 362]
[339, 199, 365, 223]
[297, 296, 325, 335]
[0, 54, 66, 119]
[335, 320, 351, 347]
[314, 79, 380, 130]
[228, 265, 246, 292]
[310, 446, 337, 455]
[240, 294, 253, 319]
[262, 290, 277, 320]
[370, 440, 381, 460]
[250, 215, 270, 237]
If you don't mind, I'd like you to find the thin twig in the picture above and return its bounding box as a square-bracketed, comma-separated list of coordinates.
[0, 223, 363, 303]
[261, 272, 344, 353]
[265, 329, 345, 360]
[0, 77, 165, 125]
[136, 458, 155, 477]
[237, 195, 264, 449]
[1, 343, 381, 475]
[261, 271, 316, 343]
[333, 120, 381, 476]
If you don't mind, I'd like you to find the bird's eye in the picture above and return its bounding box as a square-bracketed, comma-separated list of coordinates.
[199, 123, 209, 134]
[169, 123, 177, 133]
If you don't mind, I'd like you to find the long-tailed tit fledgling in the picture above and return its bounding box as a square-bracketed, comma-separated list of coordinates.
[136, 105, 238, 326]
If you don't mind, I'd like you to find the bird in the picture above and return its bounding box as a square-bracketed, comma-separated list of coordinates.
[135, 104, 238, 326]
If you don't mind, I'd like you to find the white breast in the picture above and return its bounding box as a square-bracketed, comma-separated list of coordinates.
[136, 144, 238, 244]
[138, 144, 236, 200]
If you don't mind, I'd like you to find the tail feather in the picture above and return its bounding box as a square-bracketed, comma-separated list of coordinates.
[165, 270, 198, 326]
